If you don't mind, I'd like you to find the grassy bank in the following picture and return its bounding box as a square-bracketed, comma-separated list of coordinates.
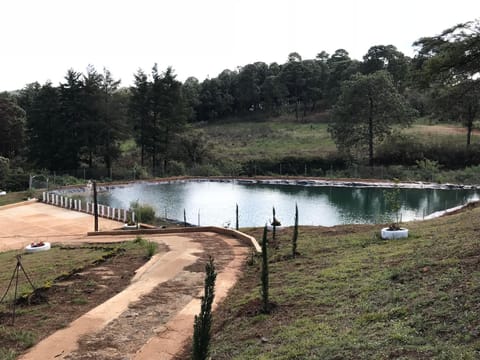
[210, 206, 480, 358]
[208, 121, 336, 162]
[0, 191, 35, 207]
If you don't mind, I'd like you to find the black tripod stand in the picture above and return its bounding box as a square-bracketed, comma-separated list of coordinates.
[0, 255, 36, 326]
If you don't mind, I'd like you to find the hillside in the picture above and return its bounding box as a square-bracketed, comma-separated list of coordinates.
[196, 115, 480, 183]
[208, 205, 480, 359]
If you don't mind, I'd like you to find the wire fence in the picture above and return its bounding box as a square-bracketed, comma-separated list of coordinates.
[4, 161, 453, 193]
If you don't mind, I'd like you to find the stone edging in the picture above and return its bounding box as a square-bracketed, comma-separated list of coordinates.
[87, 226, 261, 253]
[52, 176, 479, 195]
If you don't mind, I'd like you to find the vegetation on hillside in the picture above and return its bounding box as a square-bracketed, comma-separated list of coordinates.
[209, 205, 480, 359]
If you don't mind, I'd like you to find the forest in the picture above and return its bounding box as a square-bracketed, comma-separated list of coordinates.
[0, 19, 479, 190]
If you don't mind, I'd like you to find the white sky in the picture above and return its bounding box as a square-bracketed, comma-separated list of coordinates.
[1, 0, 479, 91]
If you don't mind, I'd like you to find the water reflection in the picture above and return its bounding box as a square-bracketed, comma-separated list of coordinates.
[90, 181, 479, 227]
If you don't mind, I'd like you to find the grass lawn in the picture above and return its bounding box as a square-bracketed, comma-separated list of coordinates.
[210, 206, 480, 359]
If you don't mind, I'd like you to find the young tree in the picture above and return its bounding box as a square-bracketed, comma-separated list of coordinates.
[192, 256, 217, 360]
[235, 203, 239, 230]
[292, 203, 299, 258]
[261, 224, 270, 313]
[329, 71, 414, 166]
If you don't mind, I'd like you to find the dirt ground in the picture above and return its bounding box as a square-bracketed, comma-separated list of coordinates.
[1, 243, 167, 356]
[66, 233, 235, 360]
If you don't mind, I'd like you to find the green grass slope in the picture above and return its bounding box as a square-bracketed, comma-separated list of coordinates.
[210, 206, 480, 359]
[203, 117, 470, 163]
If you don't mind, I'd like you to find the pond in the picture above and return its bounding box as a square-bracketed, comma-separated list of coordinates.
[79, 180, 480, 227]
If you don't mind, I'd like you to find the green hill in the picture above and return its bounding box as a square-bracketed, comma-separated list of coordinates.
[210, 205, 480, 358]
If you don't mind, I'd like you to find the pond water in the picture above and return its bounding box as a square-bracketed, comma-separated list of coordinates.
[81, 180, 480, 227]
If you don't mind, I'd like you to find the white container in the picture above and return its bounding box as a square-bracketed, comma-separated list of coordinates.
[25, 242, 51, 252]
[381, 227, 408, 240]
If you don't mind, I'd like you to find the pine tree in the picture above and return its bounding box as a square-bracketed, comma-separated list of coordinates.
[235, 203, 239, 230]
[272, 206, 277, 243]
[261, 224, 270, 313]
[192, 256, 217, 360]
[292, 203, 299, 258]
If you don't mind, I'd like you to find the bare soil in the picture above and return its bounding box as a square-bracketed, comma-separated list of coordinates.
[65, 233, 234, 360]
[1, 244, 168, 358]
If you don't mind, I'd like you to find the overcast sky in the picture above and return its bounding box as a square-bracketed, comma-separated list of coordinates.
[1, 0, 479, 91]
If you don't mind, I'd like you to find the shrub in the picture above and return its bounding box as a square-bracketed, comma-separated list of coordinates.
[292, 204, 299, 258]
[167, 160, 187, 176]
[261, 225, 270, 314]
[189, 164, 222, 177]
[4, 172, 29, 191]
[129, 201, 155, 224]
[133, 165, 149, 180]
[0, 156, 9, 187]
[145, 240, 157, 258]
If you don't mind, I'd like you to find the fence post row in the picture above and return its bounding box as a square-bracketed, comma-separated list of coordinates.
[42, 192, 131, 224]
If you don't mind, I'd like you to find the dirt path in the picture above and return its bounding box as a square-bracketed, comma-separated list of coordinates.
[407, 124, 480, 136]
[0, 202, 251, 359]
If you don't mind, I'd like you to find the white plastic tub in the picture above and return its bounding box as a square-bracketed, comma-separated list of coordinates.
[381, 227, 408, 240]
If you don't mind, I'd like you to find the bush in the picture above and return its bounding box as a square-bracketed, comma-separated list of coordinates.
[167, 160, 186, 176]
[189, 164, 222, 177]
[0, 156, 9, 187]
[4, 172, 29, 192]
[218, 159, 242, 177]
[129, 201, 156, 224]
[376, 135, 480, 169]
[145, 240, 157, 258]
[52, 175, 84, 187]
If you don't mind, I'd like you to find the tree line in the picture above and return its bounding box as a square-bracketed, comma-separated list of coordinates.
[0, 18, 479, 180]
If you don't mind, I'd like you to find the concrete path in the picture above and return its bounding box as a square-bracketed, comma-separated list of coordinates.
[0, 201, 120, 252]
[0, 201, 250, 359]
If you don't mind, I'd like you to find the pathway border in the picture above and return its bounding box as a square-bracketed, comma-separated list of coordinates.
[87, 226, 261, 253]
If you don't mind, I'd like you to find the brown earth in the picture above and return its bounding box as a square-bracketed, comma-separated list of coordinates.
[410, 124, 480, 136]
[1, 243, 167, 356]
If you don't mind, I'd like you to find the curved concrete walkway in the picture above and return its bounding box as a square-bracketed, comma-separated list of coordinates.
[0, 202, 251, 359]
